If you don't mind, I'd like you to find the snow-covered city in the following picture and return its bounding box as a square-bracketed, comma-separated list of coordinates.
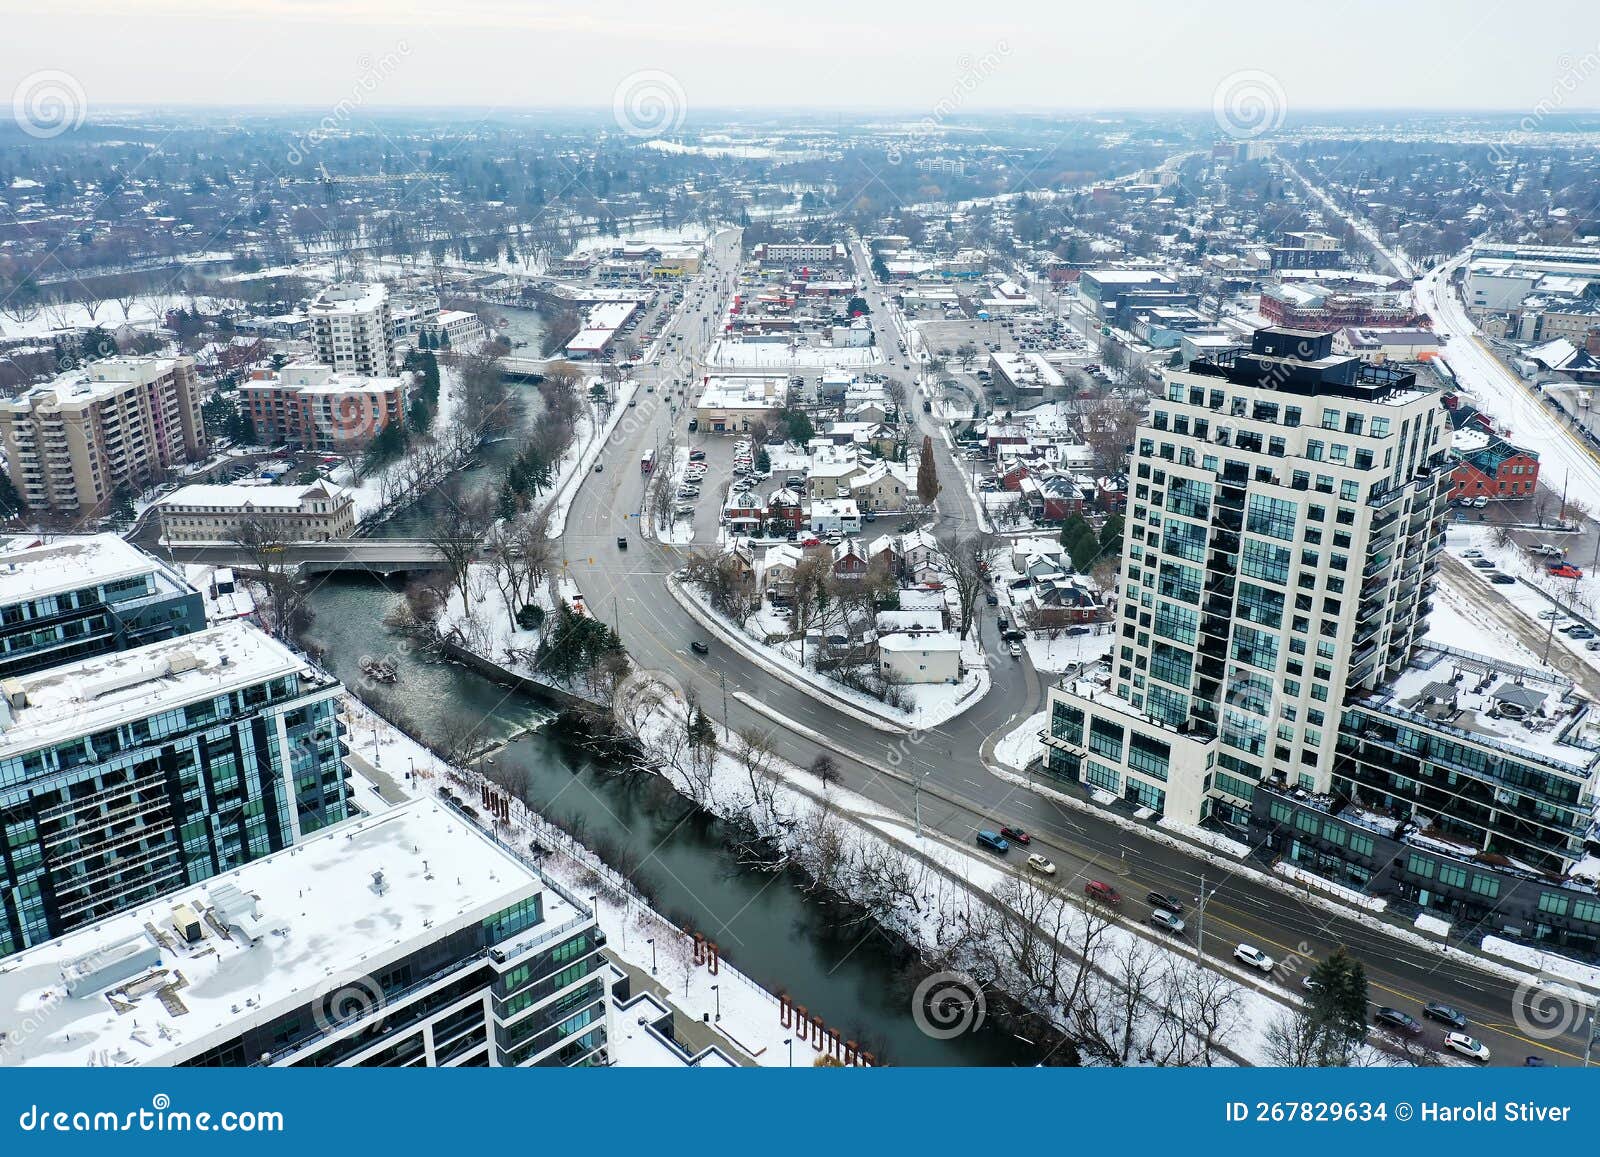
[2, 6, 1600, 1142]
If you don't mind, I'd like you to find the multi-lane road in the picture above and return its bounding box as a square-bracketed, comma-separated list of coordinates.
[555, 230, 1591, 1066]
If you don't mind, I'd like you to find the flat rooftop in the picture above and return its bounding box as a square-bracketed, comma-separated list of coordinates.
[159, 482, 348, 510]
[309, 282, 387, 315]
[1363, 644, 1600, 776]
[0, 799, 573, 1067]
[0, 534, 165, 606]
[0, 620, 326, 758]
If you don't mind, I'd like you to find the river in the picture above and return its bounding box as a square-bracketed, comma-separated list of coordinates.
[299, 304, 1041, 1066]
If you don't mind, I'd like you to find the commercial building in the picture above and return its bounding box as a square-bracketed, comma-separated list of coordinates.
[156, 481, 356, 543]
[0, 534, 204, 678]
[309, 283, 395, 376]
[240, 362, 409, 452]
[695, 375, 787, 433]
[0, 356, 206, 518]
[1259, 282, 1419, 330]
[1271, 231, 1343, 270]
[0, 619, 351, 959]
[1448, 429, 1539, 500]
[756, 242, 844, 266]
[989, 352, 1065, 399]
[0, 798, 610, 1067]
[1041, 327, 1454, 825]
[1077, 269, 1182, 322]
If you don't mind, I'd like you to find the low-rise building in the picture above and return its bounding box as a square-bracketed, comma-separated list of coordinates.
[808, 498, 861, 536]
[157, 481, 356, 543]
[1450, 431, 1539, 500]
[879, 632, 960, 684]
[695, 375, 786, 434]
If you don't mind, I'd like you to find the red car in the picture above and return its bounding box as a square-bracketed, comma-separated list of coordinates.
[999, 826, 1031, 845]
[1084, 880, 1122, 906]
[1549, 563, 1584, 579]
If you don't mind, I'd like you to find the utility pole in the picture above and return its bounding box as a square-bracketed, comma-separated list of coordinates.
[914, 768, 924, 839]
[720, 671, 729, 735]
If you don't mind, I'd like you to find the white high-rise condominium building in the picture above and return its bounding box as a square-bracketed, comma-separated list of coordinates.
[1042, 327, 1455, 827]
[308, 283, 395, 376]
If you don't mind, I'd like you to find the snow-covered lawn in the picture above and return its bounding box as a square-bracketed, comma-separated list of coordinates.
[674, 577, 991, 731]
[1022, 628, 1115, 674]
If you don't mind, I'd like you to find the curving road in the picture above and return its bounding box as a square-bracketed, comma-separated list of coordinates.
[556, 228, 1593, 1067]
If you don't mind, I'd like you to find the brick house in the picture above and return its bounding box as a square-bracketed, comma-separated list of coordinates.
[1451, 436, 1539, 500]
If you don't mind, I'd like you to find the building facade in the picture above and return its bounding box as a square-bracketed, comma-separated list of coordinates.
[0, 356, 206, 518]
[309, 283, 395, 376]
[1042, 327, 1454, 825]
[0, 620, 351, 960]
[241, 362, 408, 451]
[157, 481, 356, 543]
[0, 535, 205, 678]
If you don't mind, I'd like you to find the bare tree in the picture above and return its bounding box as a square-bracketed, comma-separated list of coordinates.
[930, 530, 997, 640]
[228, 514, 310, 639]
[424, 478, 495, 610]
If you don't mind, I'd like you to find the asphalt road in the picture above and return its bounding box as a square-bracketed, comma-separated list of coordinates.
[556, 229, 1591, 1067]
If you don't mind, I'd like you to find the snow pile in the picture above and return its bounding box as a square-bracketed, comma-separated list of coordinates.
[992, 710, 1046, 770]
[1274, 862, 1388, 912]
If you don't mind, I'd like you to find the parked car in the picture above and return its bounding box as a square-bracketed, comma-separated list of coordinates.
[1470, 559, 1496, 569]
[1462, 549, 1483, 559]
[1148, 909, 1186, 935]
[1374, 1007, 1423, 1037]
[1549, 563, 1585, 579]
[1490, 573, 1516, 585]
[1084, 880, 1122, 906]
[975, 830, 1010, 854]
[1531, 544, 1564, 558]
[1233, 944, 1273, 973]
[1025, 853, 1056, 875]
[998, 826, 1031, 845]
[690, 640, 709, 655]
[1423, 1002, 1468, 1029]
[1444, 1033, 1491, 1063]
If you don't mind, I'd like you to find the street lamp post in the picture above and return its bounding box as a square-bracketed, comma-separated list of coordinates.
[647, 937, 657, 974]
[711, 983, 720, 1022]
[784, 1037, 793, 1066]
[1195, 873, 1220, 960]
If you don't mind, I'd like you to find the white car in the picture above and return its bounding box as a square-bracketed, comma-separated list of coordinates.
[1008, 642, 1023, 658]
[1025, 853, 1056, 875]
[1233, 944, 1274, 973]
[1444, 1033, 1490, 1063]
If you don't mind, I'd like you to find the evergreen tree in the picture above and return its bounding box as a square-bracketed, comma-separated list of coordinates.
[916, 435, 940, 507]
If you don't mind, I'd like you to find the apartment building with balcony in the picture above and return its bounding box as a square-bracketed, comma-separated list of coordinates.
[0, 356, 206, 518]
[0, 798, 610, 1068]
[1041, 327, 1454, 827]
[240, 361, 408, 451]
[0, 620, 351, 960]
[0, 534, 205, 678]
[309, 282, 396, 376]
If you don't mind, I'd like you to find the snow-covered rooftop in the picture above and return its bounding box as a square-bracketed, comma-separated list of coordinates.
[0, 534, 163, 606]
[0, 799, 573, 1067]
[0, 620, 326, 758]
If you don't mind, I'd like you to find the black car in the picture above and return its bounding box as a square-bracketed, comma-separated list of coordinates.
[1373, 1007, 1423, 1036]
[1146, 891, 1184, 913]
[617, 536, 628, 549]
[690, 641, 709, 655]
[1423, 1002, 1467, 1029]
[1489, 573, 1516, 585]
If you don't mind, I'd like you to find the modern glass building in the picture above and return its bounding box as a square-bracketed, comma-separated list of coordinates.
[1042, 327, 1455, 826]
[0, 800, 610, 1069]
[0, 534, 205, 678]
[0, 619, 350, 959]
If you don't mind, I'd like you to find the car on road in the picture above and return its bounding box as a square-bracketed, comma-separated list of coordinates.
[985, 593, 1000, 605]
[1084, 880, 1122, 906]
[1148, 909, 1186, 935]
[1145, 891, 1184, 913]
[975, 830, 1010, 854]
[1373, 1007, 1423, 1036]
[999, 826, 1031, 845]
[1008, 642, 1023, 658]
[1444, 1033, 1491, 1063]
[1233, 944, 1273, 973]
[1025, 853, 1056, 875]
[616, 536, 628, 550]
[1423, 1002, 1468, 1029]
[689, 449, 706, 461]
[593, 463, 604, 472]
[1531, 544, 1564, 558]
[689, 641, 709, 655]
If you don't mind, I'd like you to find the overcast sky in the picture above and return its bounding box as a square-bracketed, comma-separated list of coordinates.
[2, 0, 1597, 118]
